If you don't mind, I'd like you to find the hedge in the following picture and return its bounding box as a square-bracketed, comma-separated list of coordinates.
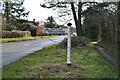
[0, 30, 31, 38]
[11, 31, 31, 38]
[0, 30, 12, 38]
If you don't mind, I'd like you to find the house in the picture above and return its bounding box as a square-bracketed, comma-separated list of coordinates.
[24, 20, 44, 36]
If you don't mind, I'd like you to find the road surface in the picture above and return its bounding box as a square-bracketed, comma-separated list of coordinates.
[1, 36, 66, 67]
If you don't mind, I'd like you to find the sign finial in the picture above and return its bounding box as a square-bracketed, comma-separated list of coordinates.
[67, 23, 72, 26]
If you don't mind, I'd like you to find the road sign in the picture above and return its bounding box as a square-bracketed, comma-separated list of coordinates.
[67, 22, 72, 66]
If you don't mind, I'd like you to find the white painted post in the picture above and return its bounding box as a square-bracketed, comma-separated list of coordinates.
[67, 23, 72, 66]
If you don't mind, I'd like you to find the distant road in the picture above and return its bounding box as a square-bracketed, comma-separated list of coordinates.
[1, 36, 66, 67]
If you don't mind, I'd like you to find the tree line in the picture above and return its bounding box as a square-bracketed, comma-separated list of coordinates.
[41, 1, 119, 49]
[1, 0, 29, 31]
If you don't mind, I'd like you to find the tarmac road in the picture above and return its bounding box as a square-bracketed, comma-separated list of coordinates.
[1, 36, 66, 67]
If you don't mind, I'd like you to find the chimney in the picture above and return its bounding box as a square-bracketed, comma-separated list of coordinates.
[33, 19, 35, 22]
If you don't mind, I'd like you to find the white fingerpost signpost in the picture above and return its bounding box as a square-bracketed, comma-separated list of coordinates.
[67, 22, 72, 66]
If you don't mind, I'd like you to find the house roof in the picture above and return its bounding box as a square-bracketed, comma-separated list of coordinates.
[26, 21, 44, 27]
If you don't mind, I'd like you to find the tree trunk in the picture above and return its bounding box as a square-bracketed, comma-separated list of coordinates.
[70, 2, 79, 36]
[78, 2, 83, 36]
[70, 2, 83, 37]
[117, 1, 120, 74]
[70, 2, 77, 28]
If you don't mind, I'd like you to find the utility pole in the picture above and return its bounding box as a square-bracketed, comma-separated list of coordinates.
[67, 22, 72, 66]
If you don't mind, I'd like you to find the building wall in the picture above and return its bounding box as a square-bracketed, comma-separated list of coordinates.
[29, 27, 43, 36]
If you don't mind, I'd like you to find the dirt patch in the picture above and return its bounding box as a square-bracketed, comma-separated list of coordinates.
[25, 64, 86, 78]
[72, 65, 86, 70]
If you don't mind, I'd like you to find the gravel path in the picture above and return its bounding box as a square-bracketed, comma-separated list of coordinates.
[95, 45, 118, 68]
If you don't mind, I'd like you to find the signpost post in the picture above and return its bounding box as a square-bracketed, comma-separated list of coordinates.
[67, 22, 72, 66]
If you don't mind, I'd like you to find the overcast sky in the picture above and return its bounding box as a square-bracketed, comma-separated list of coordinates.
[23, 0, 55, 21]
[23, 0, 76, 27]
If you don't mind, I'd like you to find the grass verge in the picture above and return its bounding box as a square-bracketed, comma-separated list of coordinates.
[0, 37, 35, 43]
[0, 35, 63, 43]
[2, 44, 118, 78]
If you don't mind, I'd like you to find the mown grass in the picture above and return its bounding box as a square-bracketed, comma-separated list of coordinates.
[2, 44, 118, 78]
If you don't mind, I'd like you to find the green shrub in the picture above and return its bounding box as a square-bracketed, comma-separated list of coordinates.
[57, 37, 90, 48]
[11, 31, 31, 38]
